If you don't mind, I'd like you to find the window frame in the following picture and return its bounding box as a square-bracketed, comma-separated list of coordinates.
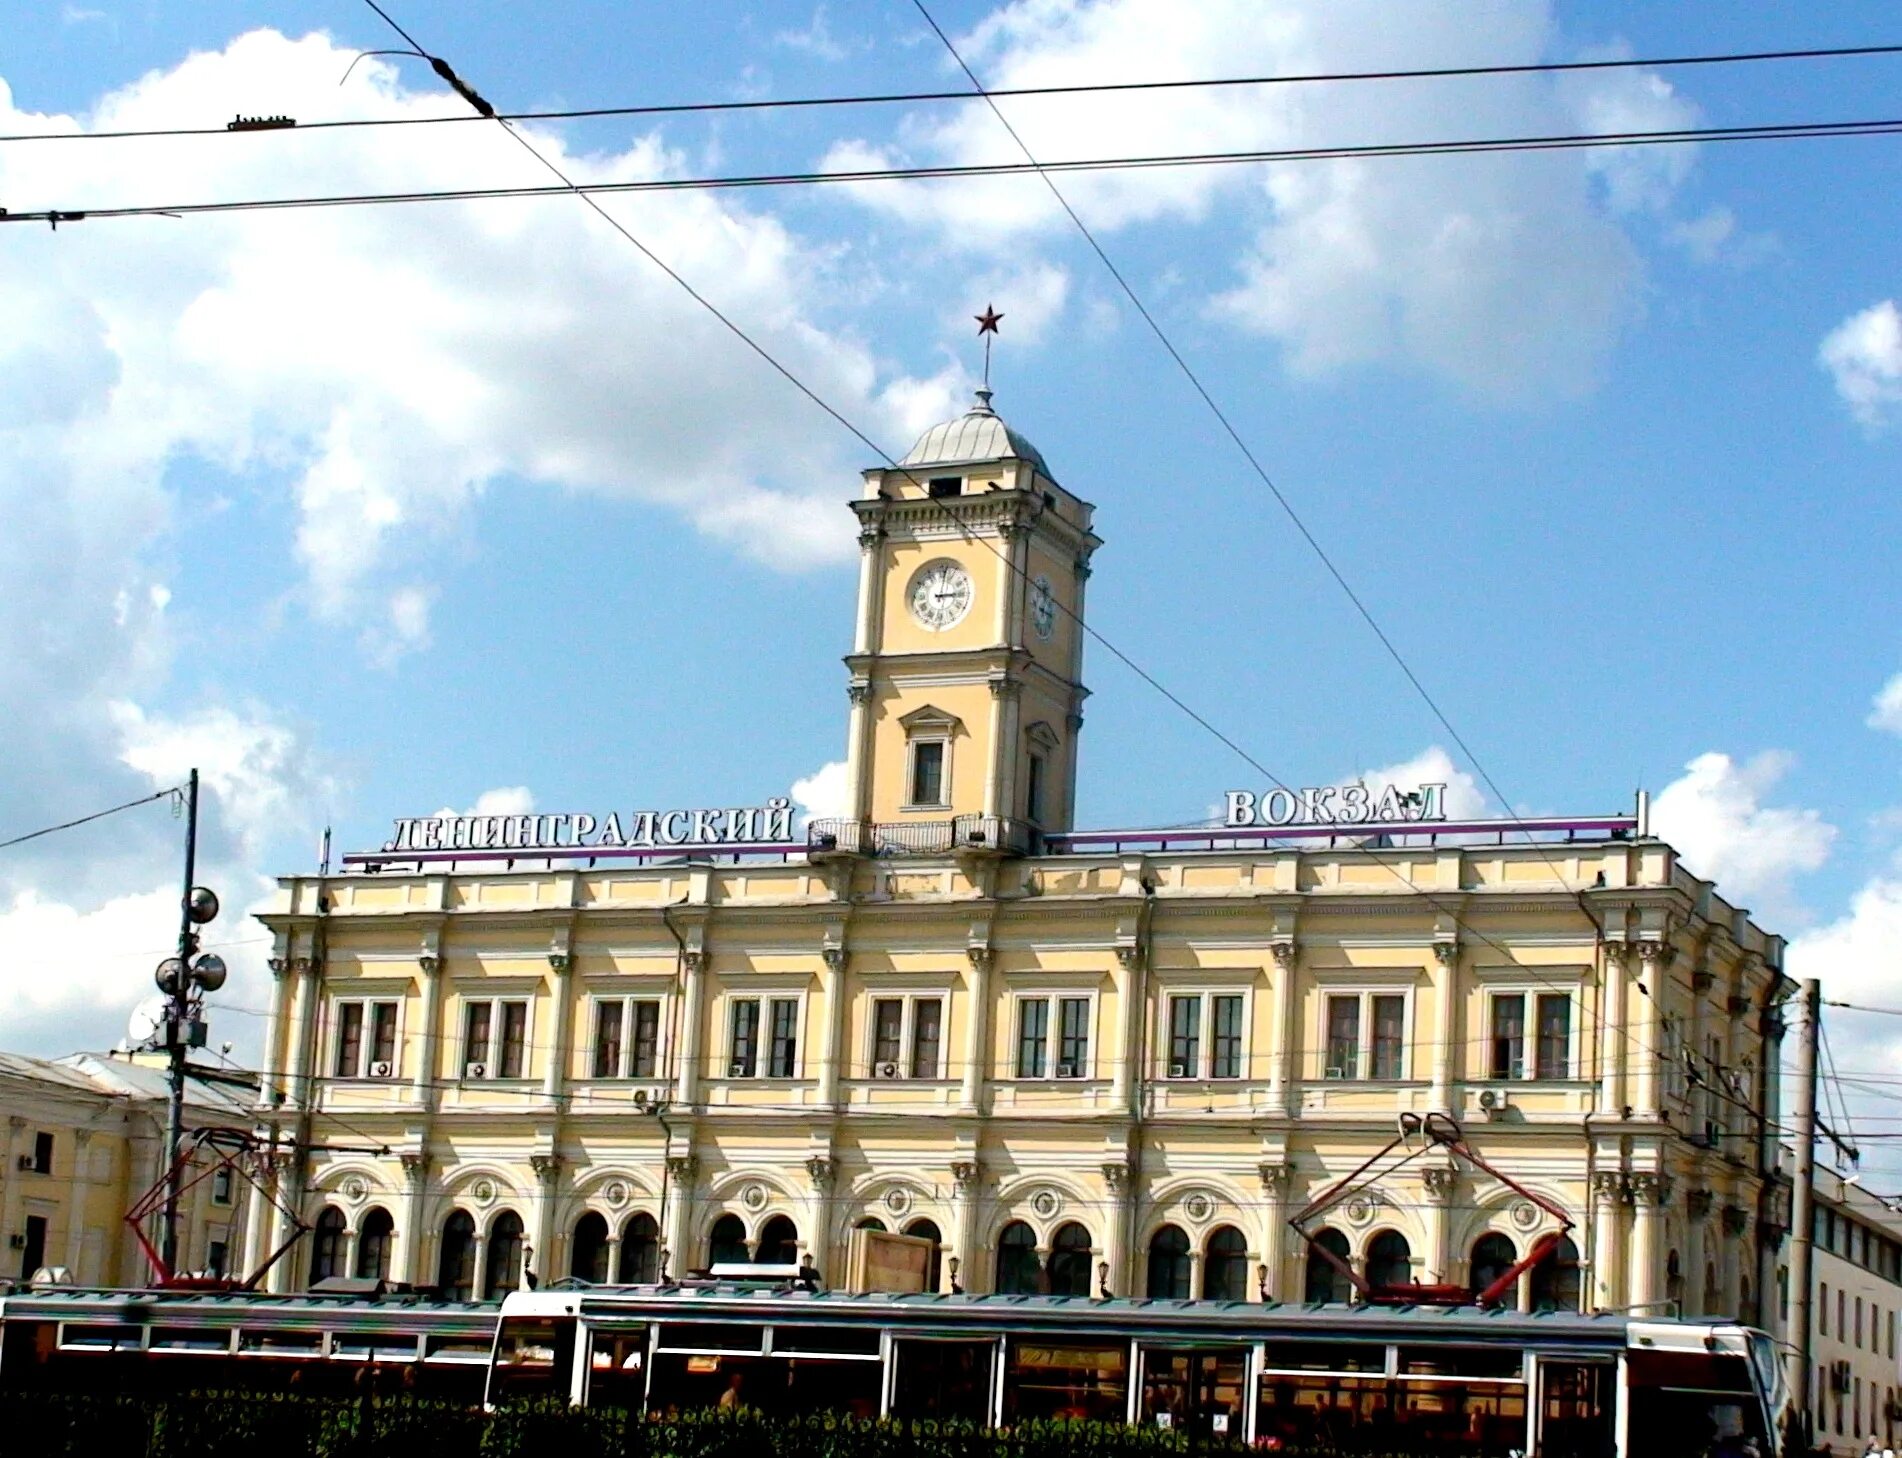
[723, 993, 806, 1080]
[1159, 989, 1251, 1080]
[1483, 988, 1576, 1081]
[1012, 991, 1096, 1080]
[1318, 988, 1413, 1081]
[906, 735, 951, 810]
[864, 993, 947, 1080]
[588, 994, 668, 1081]
[330, 996, 403, 1081]
[460, 995, 533, 1081]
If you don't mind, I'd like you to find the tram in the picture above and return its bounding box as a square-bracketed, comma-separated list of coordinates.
[487, 1282, 1791, 1457]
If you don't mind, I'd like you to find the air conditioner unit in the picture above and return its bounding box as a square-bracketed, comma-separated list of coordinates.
[464, 1062, 487, 1079]
[15, 1155, 34, 1172]
[632, 1088, 650, 1109]
[876, 1061, 900, 1079]
[1477, 1088, 1503, 1111]
[728, 1062, 749, 1078]
[1055, 1063, 1078, 1079]
[370, 1061, 394, 1079]
[1168, 1063, 1188, 1079]
[1324, 1066, 1348, 1081]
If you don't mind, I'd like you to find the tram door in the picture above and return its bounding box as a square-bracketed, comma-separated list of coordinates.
[1139, 1347, 1249, 1440]
[581, 1324, 649, 1411]
[1533, 1359, 1615, 1458]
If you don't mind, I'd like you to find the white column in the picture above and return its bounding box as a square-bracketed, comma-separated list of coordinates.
[1430, 940, 1458, 1113]
[1600, 944, 1629, 1116]
[64, 1130, 92, 1272]
[982, 678, 1009, 819]
[1269, 942, 1299, 1116]
[1629, 1173, 1667, 1308]
[949, 1160, 981, 1292]
[663, 1154, 695, 1279]
[1684, 1190, 1711, 1316]
[542, 955, 574, 1101]
[530, 1154, 562, 1287]
[844, 684, 875, 823]
[960, 948, 992, 1114]
[804, 1156, 835, 1283]
[818, 949, 845, 1108]
[411, 955, 442, 1106]
[1421, 1166, 1455, 1284]
[2, 1117, 25, 1273]
[1590, 1172, 1623, 1311]
[852, 520, 883, 655]
[258, 958, 295, 1109]
[605, 1235, 622, 1283]
[1634, 941, 1672, 1122]
[1111, 946, 1144, 1115]
[285, 956, 320, 1110]
[1102, 1162, 1131, 1296]
[399, 1152, 429, 1286]
[675, 952, 706, 1107]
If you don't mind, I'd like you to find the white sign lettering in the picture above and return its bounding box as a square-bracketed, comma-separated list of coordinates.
[380, 799, 796, 853]
[1223, 783, 1447, 829]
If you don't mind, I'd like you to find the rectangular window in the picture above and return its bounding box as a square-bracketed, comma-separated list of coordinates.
[1016, 999, 1049, 1078]
[594, 1001, 623, 1079]
[1026, 753, 1046, 823]
[873, 999, 904, 1069]
[768, 998, 799, 1077]
[500, 1001, 528, 1079]
[1535, 995, 1571, 1079]
[910, 998, 942, 1079]
[1821, 1282, 1830, 1335]
[1491, 994, 1527, 1080]
[1168, 996, 1201, 1077]
[1371, 994, 1405, 1080]
[461, 998, 528, 1079]
[333, 999, 400, 1079]
[207, 1240, 228, 1277]
[910, 740, 946, 807]
[32, 1132, 54, 1175]
[1857, 1298, 1864, 1349]
[1056, 996, 1089, 1076]
[1211, 994, 1244, 1079]
[1325, 996, 1360, 1079]
[631, 1000, 660, 1078]
[729, 1000, 761, 1078]
[464, 1002, 492, 1075]
[211, 1167, 234, 1206]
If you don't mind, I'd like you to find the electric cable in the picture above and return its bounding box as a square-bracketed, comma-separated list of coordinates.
[0, 787, 181, 852]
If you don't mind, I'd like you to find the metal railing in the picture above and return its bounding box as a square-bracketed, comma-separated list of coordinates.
[806, 815, 1036, 859]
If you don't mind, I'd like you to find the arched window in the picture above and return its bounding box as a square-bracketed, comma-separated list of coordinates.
[1366, 1230, 1412, 1291]
[571, 1212, 609, 1283]
[1470, 1233, 1518, 1299]
[1531, 1234, 1582, 1312]
[623, 1213, 660, 1283]
[855, 1216, 887, 1232]
[1049, 1222, 1093, 1297]
[1146, 1225, 1191, 1299]
[906, 1218, 944, 1292]
[1305, 1228, 1351, 1303]
[438, 1211, 477, 1300]
[997, 1221, 1040, 1294]
[356, 1207, 394, 1281]
[484, 1211, 524, 1299]
[310, 1206, 346, 1284]
[757, 1215, 799, 1266]
[1204, 1225, 1249, 1301]
[709, 1213, 749, 1267]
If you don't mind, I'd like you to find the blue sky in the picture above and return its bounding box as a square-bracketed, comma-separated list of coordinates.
[3, 1, 1900, 1164]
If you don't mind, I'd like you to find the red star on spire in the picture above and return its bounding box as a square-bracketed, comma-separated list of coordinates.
[975, 304, 1004, 335]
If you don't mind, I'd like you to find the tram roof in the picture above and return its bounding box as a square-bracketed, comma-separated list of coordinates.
[0, 1285, 499, 1328]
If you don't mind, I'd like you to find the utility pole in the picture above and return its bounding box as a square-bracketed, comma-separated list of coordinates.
[1787, 977, 1821, 1436]
[161, 768, 199, 1276]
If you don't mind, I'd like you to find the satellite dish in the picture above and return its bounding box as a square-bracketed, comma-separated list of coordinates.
[126, 995, 167, 1049]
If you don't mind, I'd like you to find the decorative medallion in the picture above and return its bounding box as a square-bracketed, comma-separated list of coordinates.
[604, 1181, 629, 1210]
[742, 1182, 769, 1212]
[1183, 1192, 1215, 1224]
[1031, 1188, 1062, 1220]
[471, 1178, 497, 1207]
[1510, 1200, 1541, 1232]
[882, 1186, 913, 1219]
[342, 1175, 368, 1205]
[1343, 1194, 1378, 1228]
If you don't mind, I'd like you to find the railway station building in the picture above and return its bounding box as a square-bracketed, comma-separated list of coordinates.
[255, 391, 1792, 1323]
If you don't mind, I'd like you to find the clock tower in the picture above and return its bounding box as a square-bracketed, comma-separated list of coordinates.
[838, 390, 1099, 846]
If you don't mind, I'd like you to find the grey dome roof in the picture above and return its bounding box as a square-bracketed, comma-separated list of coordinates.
[899, 390, 1049, 477]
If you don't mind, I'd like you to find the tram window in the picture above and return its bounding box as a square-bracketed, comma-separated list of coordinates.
[58, 1323, 144, 1352]
[1536, 1362, 1614, 1458]
[645, 1352, 882, 1419]
[488, 1317, 576, 1403]
[771, 1325, 883, 1357]
[654, 1322, 766, 1354]
[150, 1327, 232, 1353]
[1141, 1348, 1247, 1438]
[239, 1328, 324, 1357]
[1395, 1378, 1527, 1450]
[587, 1330, 648, 1410]
[333, 1332, 422, 1362]
[1004, 1338, 1129, 1423]
[1260, 1339, 1384, 1374]
[424, 1335, 493, 1364]
[892, 1340, 995, 1422]
[1398, 1346, 1526, 1379]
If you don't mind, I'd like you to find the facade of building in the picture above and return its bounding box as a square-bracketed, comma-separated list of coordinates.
[256, 393, 1792, 1324]
[1792, 1171, 1902, 1454]
[0, 1050, 254, 1286]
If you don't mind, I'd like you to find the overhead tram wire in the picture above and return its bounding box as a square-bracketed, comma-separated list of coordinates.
[0, 786, 181, 852]
[5, 40, 1901, 145]
[6, 115, 1902, 226]
[344, 0, 1753, 1115]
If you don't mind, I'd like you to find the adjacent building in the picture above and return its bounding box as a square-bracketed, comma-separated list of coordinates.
[256, 391, 1792, 1326]
[1798, 1168, 1902, 1454]
[0, 1049, 255, 1286]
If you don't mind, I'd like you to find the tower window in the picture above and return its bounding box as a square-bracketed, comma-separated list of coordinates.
[1026, 753, 1046, 823]
[927, 476, 962, 498]
[909, 740, 947, 807]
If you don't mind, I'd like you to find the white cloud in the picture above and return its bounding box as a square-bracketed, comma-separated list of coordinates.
[792, 761, 851, 825]
[1871, 672, 1902, 736]
[1820, 300, 1902, 429]
[1649, 751, 1835, 922]
[1350, 745, 1488, 820]
[431, 786, 538, 820]
[776, 6, 854, 62]
[822, 0, 1701, 399]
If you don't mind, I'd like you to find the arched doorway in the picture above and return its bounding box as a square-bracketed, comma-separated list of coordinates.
[438, 1211, 476, 1300]
[1203, 1225, 1249, 1301]
[623, 1212, 660, 1283]
[756, 1215, 799, 1266]
[1146, 1225, 1190, 1298]
[1366, 1230, 1412, 1290]
[484, 1211, 525, 1298]
[1048, 1222, 1093, 1296]
[1531, 1234, 1582, 1312]
[855, 1216, 887, 1231]
[997, 1220, 1039, 1294]
[905, 1217, 944, 1291]
[1470, 1232, 1517, 1299]
[708, 1213, 748, 1267]
[1305, 1227, 1351, 1303]
[355, 1207, 394, 1281]
[310, 1206, 346, 1284]
[571, 1212, 609, 1283]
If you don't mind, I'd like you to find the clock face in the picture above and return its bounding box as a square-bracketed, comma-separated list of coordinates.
[909, 559, 973, 630]
[1030, 575, 1056, 640]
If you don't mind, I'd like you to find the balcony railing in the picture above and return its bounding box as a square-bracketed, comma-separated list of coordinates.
[807, 815, 1036, 859]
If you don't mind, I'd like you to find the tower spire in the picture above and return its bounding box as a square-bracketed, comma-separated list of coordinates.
[975, 303, 1003, 391]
